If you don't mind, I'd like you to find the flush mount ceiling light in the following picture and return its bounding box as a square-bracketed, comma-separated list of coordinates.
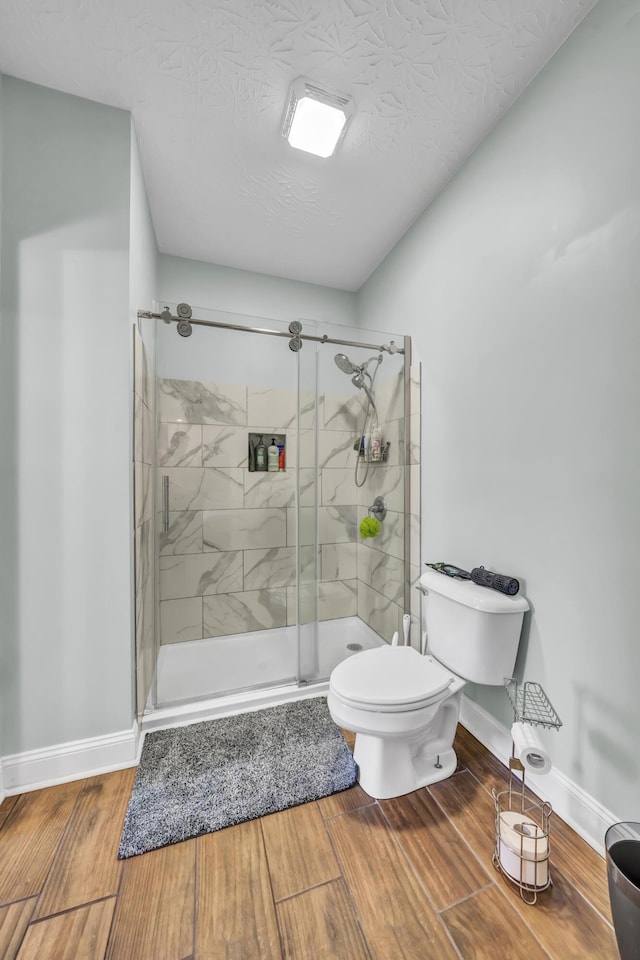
[282, 78, 353, 159]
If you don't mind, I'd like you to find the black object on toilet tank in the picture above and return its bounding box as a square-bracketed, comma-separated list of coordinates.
[425, 562, 471, 579]
[470, 566, 520, 596]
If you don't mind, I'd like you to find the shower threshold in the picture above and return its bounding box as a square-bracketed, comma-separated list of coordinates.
[142, 616, 383, 733]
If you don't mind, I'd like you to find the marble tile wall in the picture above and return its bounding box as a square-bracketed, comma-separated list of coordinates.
[133, 325, 155, 714]
[158, 377, 353, 644]
[355, 364, 422, 647]
[156, 363, 421, 648]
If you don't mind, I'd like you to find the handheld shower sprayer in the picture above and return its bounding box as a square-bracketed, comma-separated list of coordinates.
[333, 351, 383, 486]
[335, 354, 382, 414]
[352, 373, 377, 413]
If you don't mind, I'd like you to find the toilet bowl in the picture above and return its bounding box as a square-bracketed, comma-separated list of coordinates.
[328, 568, 529, 800]
[328, 644, 466, 798]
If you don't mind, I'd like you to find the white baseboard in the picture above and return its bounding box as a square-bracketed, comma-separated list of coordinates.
[459, 695, 619, 858]
[2, 723, 141, 796]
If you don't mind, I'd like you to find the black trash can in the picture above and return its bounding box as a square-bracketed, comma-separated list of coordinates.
[606, 822, 640, 960]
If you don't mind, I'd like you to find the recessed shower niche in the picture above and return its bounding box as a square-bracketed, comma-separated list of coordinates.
[248, 433, 286, 471]
[132, 302, 421, 724]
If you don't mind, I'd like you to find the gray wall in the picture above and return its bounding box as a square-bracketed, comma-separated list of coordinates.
[0, 77, 134, 754]
[158, 253, 358, 328]
[358, 0, 640, 820]
[0, 74, 5, 770]
[130, 124, 158, 322]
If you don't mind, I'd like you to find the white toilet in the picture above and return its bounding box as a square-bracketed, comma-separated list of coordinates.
[328, 567, 529, 799]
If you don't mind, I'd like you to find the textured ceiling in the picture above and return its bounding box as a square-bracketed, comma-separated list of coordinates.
[0, 0, 597, 290]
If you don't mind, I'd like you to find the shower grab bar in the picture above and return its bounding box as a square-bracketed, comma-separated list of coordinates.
[162, 475, 169, 533]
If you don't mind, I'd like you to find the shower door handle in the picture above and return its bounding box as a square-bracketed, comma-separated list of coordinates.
[162, 475, 170, 533]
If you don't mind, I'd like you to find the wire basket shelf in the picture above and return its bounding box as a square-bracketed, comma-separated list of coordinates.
[505, 678, 562, 730]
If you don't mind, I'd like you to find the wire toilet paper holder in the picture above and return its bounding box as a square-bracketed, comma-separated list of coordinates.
[492, 679, 562, 904]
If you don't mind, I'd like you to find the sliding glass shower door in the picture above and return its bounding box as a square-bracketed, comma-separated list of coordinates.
[136, 301, 418, 715]
[152, 304, 312, 707]
[295, 318, 411, 683]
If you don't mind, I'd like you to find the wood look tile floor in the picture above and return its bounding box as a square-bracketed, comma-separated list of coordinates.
[0, 722, 617, 960]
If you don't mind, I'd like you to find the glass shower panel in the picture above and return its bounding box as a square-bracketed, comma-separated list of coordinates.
[153, 304, 301, 707]
[296, 320, 409, 684]
[133, 316, 157, 721]
[294, 327, 320, 682]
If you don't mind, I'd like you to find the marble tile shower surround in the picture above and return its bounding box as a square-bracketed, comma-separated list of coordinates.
[355, 364, 421, 641]
[157, 368, 420, 646]
[133, 326, 155, 715]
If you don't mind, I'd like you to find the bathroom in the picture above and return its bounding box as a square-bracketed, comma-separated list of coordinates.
[0, 0, 639, 955]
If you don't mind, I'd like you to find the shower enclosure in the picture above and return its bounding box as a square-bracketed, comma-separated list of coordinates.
[132, 302, 420, 726]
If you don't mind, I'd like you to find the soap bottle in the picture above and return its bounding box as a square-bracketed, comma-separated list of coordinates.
[370, 425, 382, 462]
[267, 438, 279, 472]
[255, 437, 267, 471]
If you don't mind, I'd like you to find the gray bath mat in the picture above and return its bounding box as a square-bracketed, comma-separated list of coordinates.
[118, 696, 356, 858]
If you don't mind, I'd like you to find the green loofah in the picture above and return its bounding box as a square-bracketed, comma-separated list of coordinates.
[359, 517, 381, 538]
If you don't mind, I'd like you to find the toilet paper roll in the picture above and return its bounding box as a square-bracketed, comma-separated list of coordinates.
[498, 812, 549, 886]
[499, 811, 549, 861]
[511, 722, 552, 775]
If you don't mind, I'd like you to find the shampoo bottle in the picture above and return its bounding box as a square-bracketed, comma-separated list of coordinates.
[256, 437, 267, 471]
[370, 425, 382, 462]
[267, 438, 279, 472]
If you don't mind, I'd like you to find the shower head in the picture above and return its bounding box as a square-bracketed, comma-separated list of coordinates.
[335, 352, 383, 378]
[334, 353, 358, 375]
[335, 351, 380, 415]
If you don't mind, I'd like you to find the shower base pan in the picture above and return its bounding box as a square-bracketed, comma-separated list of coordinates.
[142, 616, 383, 733]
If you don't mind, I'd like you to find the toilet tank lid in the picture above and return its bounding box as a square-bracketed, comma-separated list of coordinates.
[419, 568, 529, 614]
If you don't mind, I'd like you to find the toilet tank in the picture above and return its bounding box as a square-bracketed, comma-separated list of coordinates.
[419, 568, 529, 686]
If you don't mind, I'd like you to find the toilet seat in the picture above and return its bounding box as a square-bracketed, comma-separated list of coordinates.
[330, 645, 455, 713]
